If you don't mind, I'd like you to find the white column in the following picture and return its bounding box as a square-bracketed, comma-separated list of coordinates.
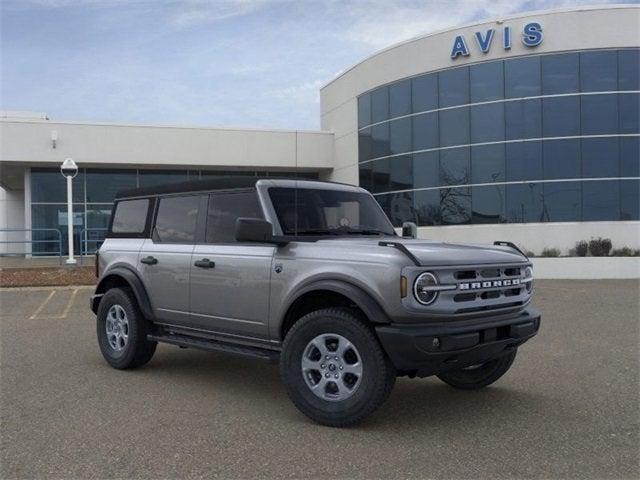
[65, 176, 76, 265]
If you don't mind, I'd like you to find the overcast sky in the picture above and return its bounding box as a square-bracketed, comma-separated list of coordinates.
[1, 0, 635, 129]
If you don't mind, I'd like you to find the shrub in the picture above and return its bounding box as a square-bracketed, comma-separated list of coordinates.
[574, 240, 589, 257]
[610, 247, 639, 257]
[588, 237, 612, 257]
[541, 247, 560, 257]
[525, 250, 536, 258]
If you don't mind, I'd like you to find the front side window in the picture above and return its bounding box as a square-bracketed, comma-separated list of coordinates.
[154, 195, 199, 243]
[268, 188, 396, 236]
[111, 199, 149, 234]
[206, 191, 263, 243]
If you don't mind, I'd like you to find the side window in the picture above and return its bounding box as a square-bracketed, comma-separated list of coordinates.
[154, 195, 200, 243]
[111, 199, 149, 234]
[206, 191, 263, 243]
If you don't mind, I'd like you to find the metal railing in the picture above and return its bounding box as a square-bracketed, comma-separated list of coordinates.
[78, 227, 108, 264]
[0, 228, 64, 264]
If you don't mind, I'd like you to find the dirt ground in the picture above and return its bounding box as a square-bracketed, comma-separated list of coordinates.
[0, 266, 96, 287]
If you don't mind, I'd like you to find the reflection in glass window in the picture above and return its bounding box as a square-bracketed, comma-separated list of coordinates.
[31, 168, 84, 203]
[505, 183, 543, 223]
[390, 79, 411, 118]
[358, 128, 372, 162]
[412, 74, 438, 113]
[413, 152, 440, 189]
[440, 148, 470, 186]
[390, 155, 413, 191]
[440, 187, 471, 225]
[388, 191, 416, 226]
[583, 180, 620, 221]
[414, 189, 441, 226]
[582, 138, 619, 178]
[371, 87, 389, 123]
[505, 99, 541, 140]
[506, 142, 543, 182]
[505, 56, 541, 98]
[543, 139, 581, 180]
[439, 108, 469, 147]
[359, 162, 372, 191]
[620, 137, 640, 177]
[86, 169, 137, 203]
[543, 182, 581, 222]
[471, 144, 505, 184]
[620, 179, 640, 220]
[371, 158, 391, 193]
[439, 67, 469, 108]
[618, 49, 640, 91]
[412, 112, 438, 151]
[472, 185, 505, 224]
[154, 195, 200, 243]
[470, 103, 505, 143]
[112, 199, 149, 233]
[139, 170, 189, 188]
[580, 51, 618, 92]
[389, 117, 412, 155]
[542, 53, 579, 94]
[31, 204, 84, 255]
[358, 94, 371, 128]
[371, 123, 390, 159]
[206, 191, 263, 243]
[542, 96, 580, 137]
[470, 61, 504, 102]
[581, 94, 619, 135]
[619, 93, 640, 134]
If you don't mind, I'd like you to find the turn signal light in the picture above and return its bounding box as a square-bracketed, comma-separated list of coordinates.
[400, 276, 407, 298]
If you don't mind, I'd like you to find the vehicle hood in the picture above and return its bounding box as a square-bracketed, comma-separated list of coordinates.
[314, 237, 528, 266]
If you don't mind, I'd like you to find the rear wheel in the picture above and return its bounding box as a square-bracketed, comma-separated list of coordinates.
[436, 349, 517, 390]
[96, 287, 157, 369]
[280, 308, 395, 427]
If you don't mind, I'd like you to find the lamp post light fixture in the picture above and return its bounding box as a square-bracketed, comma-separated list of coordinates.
[60, 158, 78, 265]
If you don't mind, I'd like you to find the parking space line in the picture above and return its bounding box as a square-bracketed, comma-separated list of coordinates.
[29, 290, 56, 319]
[56, 288, 79, 319]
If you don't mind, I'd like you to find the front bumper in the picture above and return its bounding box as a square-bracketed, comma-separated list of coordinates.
[376, 308, 541, 377]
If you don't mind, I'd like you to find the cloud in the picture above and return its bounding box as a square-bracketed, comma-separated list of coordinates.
[168, 0, 279, 28]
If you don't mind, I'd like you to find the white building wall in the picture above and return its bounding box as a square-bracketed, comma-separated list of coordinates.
[0, 186, 25, 254]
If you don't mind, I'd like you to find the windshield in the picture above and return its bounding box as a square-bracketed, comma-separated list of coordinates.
[268, 187, 396, 237]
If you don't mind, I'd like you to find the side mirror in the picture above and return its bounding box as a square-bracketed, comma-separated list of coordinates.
[402, 222, 417, 239]
[235, 218, 275, 243]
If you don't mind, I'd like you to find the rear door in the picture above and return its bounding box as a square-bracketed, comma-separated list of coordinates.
[189, 189, 274, 340]
[139, 194, 201, 326]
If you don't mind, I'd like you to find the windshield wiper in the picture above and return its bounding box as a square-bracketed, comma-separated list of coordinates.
[342, 228, 390, 236]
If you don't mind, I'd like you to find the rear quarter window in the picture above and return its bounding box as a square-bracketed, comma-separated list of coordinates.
[111, 199, 150, 234]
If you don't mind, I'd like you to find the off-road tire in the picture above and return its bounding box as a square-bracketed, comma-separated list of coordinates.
[280, 307, 396, 427]
[436, 349, 517, 390]
[97, 287, 157, 369]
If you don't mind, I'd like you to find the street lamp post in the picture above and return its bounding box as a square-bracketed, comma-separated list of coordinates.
[60, 158, 78, 265]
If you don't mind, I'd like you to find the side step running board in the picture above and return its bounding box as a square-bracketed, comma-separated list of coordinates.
[148, 333, 279, 363]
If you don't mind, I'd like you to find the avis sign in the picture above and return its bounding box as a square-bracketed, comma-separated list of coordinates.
[450, 22, 543, 59]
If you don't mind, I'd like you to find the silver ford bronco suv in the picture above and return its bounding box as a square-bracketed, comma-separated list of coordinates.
[91, 178, 540, 426]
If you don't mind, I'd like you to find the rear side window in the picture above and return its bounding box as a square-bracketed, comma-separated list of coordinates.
[206, 191, 263, 243]
[111, 199, 149, 234]
[154, 195, 200, 243]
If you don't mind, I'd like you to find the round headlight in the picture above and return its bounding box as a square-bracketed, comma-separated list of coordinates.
[524, 266, 534, 293]
[414, 272, 439, 305]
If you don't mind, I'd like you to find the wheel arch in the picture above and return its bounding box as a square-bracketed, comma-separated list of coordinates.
[92, 266, 154, 320]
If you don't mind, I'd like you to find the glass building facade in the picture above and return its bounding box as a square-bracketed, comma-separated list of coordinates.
[30, 168, 317, 254]
[357, 49, 640, 227]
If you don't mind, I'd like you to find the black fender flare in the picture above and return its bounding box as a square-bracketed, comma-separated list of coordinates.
[93, 266, 154, 320]
[282, 279, 390, 328]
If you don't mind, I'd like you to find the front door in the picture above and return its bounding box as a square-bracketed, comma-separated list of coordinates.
[189, 189, 274, 340]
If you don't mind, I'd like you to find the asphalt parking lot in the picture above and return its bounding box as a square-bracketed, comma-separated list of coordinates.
[1, 280, 638, 479]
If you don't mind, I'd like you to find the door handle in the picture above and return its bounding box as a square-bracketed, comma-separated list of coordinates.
[194, 258, 215, 269]
[141, 256, 158, 265]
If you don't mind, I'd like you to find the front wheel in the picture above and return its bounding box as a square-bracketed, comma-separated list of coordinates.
[280, 308, 396, 427]
[436, 349, 517, 390]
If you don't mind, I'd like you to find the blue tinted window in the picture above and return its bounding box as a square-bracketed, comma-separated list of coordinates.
[472, 185, 505, 224]
[32, 204, 84, 254]
[619, 49, 640, 90]
[371, 158, 391, 193]
[32, 168, 84, 203]
[86, 169, 137, 203]
[583, 180, 620, 221]
[359, 163, 372, 191]
[139, 170, 189, 187]
[440, 148, 470, 186]
[412, 74, 438, 112]
[505, 99, 542, 140]
[358, 94, 371, 128]
[390, 155, 413, 191]
[505, 56, 541, 98]
[439, 108, 469, 147]
[371, 123, 390, 158]
[582, 138, 619, 178]
[580, 51, 617, 92]
[359, 128, 372, 162]
[387, 191, 416, 226]
[413, 152, 440, 189]
[389, 118, 412, 155]
[471, 144, 505, 184]
[414, 189, 441, 225]
[439, 67, 469, 107]
[506, 142, 543, 182]
[470, 61, 504, 102]
[619, 93, 640, 134]
[544, 139, 580, 180]
[542, 53, 579, 94]
[542, 96, 580, 137]
[581, 94, 618, 135]
[505, 183, 543, 223]
[543, 182, 581, 222]
[440, 187, 471, 225]
[620, 179, 640, 220]
[390, 79, 411, 118]
[371, 87, 389, 123]
[470, 103, 504, 143]
[621, 137, 640, 177]
[412, 112, 439, 151]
